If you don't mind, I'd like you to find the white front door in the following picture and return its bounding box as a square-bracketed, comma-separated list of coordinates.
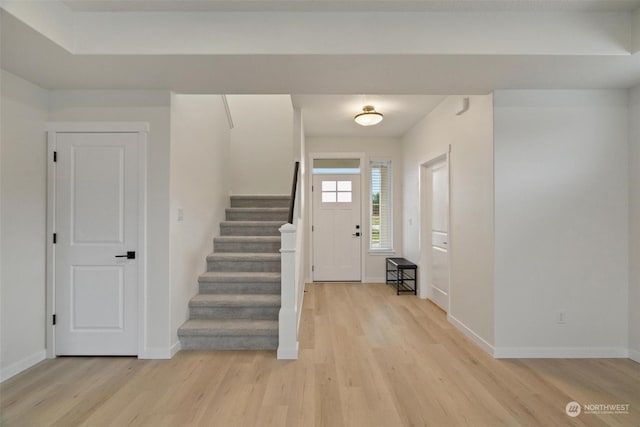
[312, 174, 361, 281]
[55, 132, 139, 355]
[429, 160, 449, 311]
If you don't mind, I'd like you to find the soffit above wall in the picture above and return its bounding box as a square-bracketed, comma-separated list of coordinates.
[3, 9, 640, 94]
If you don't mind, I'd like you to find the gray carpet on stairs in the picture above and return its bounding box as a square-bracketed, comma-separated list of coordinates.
[178, 195, 289, 351]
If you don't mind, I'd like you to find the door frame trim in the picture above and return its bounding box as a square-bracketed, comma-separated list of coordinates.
[45, 122, 148, 359]
[418, 150, 451, 312]
[308, 152, 366, 282]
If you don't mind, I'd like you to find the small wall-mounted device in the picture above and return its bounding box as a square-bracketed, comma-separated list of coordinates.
[456, 97, 470, 116]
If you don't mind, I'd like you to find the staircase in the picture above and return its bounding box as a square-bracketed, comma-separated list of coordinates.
[178, 195, 290, 350]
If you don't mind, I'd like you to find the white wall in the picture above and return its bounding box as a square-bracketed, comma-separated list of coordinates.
[402, 95, 495, 351]
[48, 90, 173, 356]
[169, 94, 231, 352]
[494, 90, 629, 358]
[630, 85, 640, 362]
[0, 71, 49, 380]
[305, 137, 403, 283]
[227, 95, 293, 195]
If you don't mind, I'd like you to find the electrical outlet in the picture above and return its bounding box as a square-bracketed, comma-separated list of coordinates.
[556, 311, 566, 324]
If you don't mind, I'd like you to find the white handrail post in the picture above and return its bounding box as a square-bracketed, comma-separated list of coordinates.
[278, 223, 298, 359]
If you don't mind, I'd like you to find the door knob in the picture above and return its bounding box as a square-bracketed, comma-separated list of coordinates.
[115, 251, 136, 259]
[353, 232, 360, 237]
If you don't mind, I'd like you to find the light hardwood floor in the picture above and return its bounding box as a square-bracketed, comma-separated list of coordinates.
[2, 282, 639, 426]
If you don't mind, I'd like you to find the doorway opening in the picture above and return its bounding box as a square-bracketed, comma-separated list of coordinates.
[419, 152, 451, 312]
[310, 156, 363, 282]
[46, 123, 148, 358]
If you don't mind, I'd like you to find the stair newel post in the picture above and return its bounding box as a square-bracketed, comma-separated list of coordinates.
[278, 223, 299, 359]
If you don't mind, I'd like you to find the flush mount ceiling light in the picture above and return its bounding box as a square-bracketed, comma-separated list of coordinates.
[354, 105, 383, 126]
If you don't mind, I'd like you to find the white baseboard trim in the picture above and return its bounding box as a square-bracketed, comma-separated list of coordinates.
[494, 346, 630, 359]
[1, 349, 47, 382]
[170, 341, 181, 357]
[140, 345, 175, 359]
[363, 276, 385, 284]
[627, 348, 640, 363]
[447, 314, 495, 356]
[277, 342, 299, 360]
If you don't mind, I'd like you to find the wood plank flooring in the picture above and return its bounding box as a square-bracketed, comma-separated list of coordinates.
[1, 282, 639, 426]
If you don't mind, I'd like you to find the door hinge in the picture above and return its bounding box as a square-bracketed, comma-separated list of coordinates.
[53, 233, 57, 244]
[312, 265, 314, 272]
[53, 151, 57, 162]
[52, 314, 56, 325]
[312, 225, 314, 232]
[312, 185, 314, 192]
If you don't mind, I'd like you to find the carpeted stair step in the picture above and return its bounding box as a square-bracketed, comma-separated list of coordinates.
[198, 272, 281, 294]
[230, 195, 291, 208]
[178, 319, 278, 350]
[225, 207, 289, 221]
[220, 221, 285, 236]
[214, 236, 281, 253]
[207, 252, 281, 272]
[189, 294, 280, 320]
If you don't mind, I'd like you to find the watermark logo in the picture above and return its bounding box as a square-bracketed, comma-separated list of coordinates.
[565, 402, 581, 417]
[583, 403, 630, 415]
[565, 401, 630, 417]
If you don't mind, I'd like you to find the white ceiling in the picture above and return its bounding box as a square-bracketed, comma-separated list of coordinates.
[62, 0, 640, 12]
[292, 95, 446, 137]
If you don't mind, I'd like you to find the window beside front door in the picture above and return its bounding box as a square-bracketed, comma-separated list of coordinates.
[370, 160, 393, 252]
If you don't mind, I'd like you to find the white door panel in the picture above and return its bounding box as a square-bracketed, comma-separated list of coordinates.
[313, 174, 361, 281]
[429, 160, 449, 311]
[431, 163, 448, 233]
[431, 247, 449, 294]
[55, 132, 138, 355]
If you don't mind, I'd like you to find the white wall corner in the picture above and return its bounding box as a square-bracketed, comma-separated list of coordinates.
[0, 350, 47, 383]
[170, 341, 181, 357]
[447, 314, 495, 356]
[140, 345, 176, 359]
[629, 348, 640, 363]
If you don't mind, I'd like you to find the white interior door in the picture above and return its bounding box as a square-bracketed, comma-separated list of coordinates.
[55, 132, 139, 355]
[429, 161, 449, 311]
[312, 174, 361, 281]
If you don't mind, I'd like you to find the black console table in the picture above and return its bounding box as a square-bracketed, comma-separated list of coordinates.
[385, 257, 417, 295]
